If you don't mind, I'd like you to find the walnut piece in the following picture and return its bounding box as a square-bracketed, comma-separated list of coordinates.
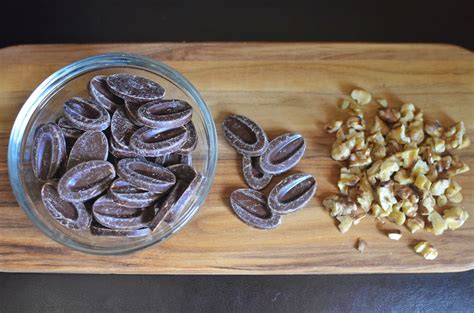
[443, 207, 469, 230]
[414, 242, 438, 260]
[357, 238, 367, 253]
[351, 89, 372, 105]
[325, 120, 343, 133]
[323, 195, 358, 217]
[387, 230, 402, 240]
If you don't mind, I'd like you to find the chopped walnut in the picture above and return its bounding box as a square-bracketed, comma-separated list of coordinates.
[325, 89, 470, 248]
[340, 99, 350, 110]
[414, 242, 438, 260]
[325, 120, 343, 133]
[443, 207, 469, 230]
[351, 89, 372, 105]
[357, 238, 367, 253]
[406, 217, 425, 233]
[323, 195, 358, 217]
[379, 108, 401, 124]
[427, 211, 448, 236]
[424, 120, 444, 137]
[337, 167, 360, 194]
[376, 98, 388, 108]
[336, 215, 354, 233]
[387, 229, 402, 240]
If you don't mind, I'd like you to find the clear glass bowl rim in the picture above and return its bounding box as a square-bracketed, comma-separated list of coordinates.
[7, 53, 218, 255]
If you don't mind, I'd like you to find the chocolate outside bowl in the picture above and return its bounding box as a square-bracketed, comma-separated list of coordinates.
[8, 53, 218, 255]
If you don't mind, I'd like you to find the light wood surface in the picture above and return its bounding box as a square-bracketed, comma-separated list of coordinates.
[0, 43, 473, 274]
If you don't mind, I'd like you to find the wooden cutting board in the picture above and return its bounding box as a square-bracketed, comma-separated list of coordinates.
[0, 43, 473, 274]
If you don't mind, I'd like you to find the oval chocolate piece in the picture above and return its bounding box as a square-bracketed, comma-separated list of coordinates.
[130, 126, 187, 157]
[149, 164, 203, 230]
[57, 117, 84, 140]
[31, 123, 67, 180]
[58, 160, 115, 202]
[242, 155, 273, 190]
[41, 182, 91, 230]
[92, 195, 154, 230]
[155, 152, 192, 167]
[67, 131, 109, 170]
[124, 100, 144, 126]
[137, 99, 193, 130]
[106, 74, 165, 102]
[268, 173, 317, 215]
[110, 179, 161, 208]
[260, 132, 306, 175]
[222, 114, 268, 156]
[116, 158, 176, 193]
[63, 97, 110, 131]
[111, 107, 138, 149]
[88, 75, 124, 111]
[110, 137, 141, 158]
[90, 223, 151, 237]
[179, 122, 198, 153]
[229, 189, 281, 229]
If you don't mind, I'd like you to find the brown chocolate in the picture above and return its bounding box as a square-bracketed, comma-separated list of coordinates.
[109, 178, 161, 208]
[123, 100, 145, 126]
[137, 99, 193, 130]
[268, 173, 316, 214]
[57, 117, 84, 140]
[179, 122, 198, 153]
[242, 155, 272, 190]
[260, 132, 306, 175]
[149, 164, 203, 230]
[90, 223, 151, 237]
[58, 160, 115, 202]
[155, 152, 192, 167]
[88, 75, 124, 111]
[41, 182, 91, 230]
[229, 188, 281, 229]
[222, 114, 268, 156]
[110, 107, 138, 149]
[31, 123, 67, 180]
[92, 195, 154, 230]
[67, 131, 109, 170]
[130, 126, 187, 157]
[106, 73, 165, 102]
[63, 97, 110, 131]
[116, 158, 176, 193]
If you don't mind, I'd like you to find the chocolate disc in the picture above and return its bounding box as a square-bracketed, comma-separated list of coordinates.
[57, 117, 84, 140]
[137, 99, 193, 130]
[179, 122, 198, 153]
[41, 182, 91, 230]
[242, 155, 273, 190]
[130, 126, 188, 157]
[111, 108, 138, 149]
[106, 74, 165, 102]
[58, 160, 116, 202]
[116, 158, 176, 193]
[123, 100, 145, 126]
[260, 132, 306, 175]
[268, 173, 317, 215]
[63, 97, 110, 131]
[155, 152, 192, 167]
[67, 131, 109, 170]
[31, 123, 67, 180]
[229, 189, 281, 230]
[222, 114, 268, 156]
[88, 75, 124, 111]
[90, 223, 151, 237]
[149, 164, 203, 230]
[110, 178, 161, 208]
[92, 195, 154, 230]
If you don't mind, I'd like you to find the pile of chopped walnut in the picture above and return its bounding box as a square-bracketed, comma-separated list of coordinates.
[323, 89, 471, 260]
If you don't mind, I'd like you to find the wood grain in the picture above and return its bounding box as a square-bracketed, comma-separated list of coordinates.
[0, 43, 473, 274]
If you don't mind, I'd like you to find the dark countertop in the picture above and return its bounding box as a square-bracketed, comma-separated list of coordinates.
[1, 0, 473, 312]
[1, 271, 473, 312]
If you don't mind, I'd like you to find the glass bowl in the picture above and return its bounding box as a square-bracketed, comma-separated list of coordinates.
[8, 53, 218, 255]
